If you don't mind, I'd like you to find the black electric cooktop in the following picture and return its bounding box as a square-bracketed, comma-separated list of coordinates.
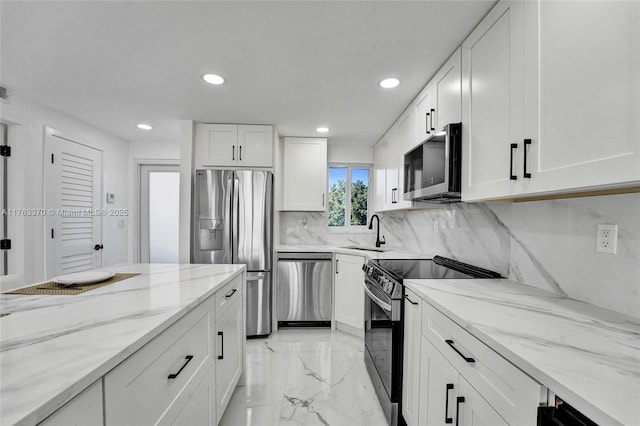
[370, 255, 502, 282]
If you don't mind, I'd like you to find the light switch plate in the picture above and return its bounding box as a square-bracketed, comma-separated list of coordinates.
[596, 224, 618, 254]
[106, 193, 115, 204]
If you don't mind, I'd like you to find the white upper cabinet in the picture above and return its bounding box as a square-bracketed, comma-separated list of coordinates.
[237, 125, 274, 167]
[461, 0, 525, 201]
[196, 124, 273, 168]
[373, 107, 414, 212]
[282, 137, 327, 211]
[373, 138, 387, 212]
[521, 0, 640, 195]
[432, 47, 462, 131]
[462, 0, 640, 201]
[414, 48, 462, 145]
[414, 81, 434, 145]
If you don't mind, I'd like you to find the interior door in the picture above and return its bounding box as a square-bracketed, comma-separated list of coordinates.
[45, 129, 102, 278]
[139, 164, 179, 263]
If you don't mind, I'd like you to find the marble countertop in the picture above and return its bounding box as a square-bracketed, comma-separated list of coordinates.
[275, 244, 430, 259]
[404, 278, 640, 426]
[0, 263, 246, 426]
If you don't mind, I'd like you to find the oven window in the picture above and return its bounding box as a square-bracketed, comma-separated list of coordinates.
[365, 297, 393, 398]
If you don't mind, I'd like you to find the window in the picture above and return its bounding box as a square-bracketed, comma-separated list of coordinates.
[328, 165, 371, 230]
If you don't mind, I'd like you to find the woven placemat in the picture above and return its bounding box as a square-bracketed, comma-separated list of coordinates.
[4, 273, 141, 296]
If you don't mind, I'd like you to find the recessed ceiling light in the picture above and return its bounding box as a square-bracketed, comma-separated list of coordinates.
[202, 73, 226, 85]
[379, 78, 400, 89]
[316, 127, 330, 133]
[137, 123, 152, 130]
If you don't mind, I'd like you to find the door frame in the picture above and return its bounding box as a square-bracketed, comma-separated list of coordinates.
[134, 160, 179, 263]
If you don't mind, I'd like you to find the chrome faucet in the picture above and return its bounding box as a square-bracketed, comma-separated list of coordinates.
[368, 214, 386, 248]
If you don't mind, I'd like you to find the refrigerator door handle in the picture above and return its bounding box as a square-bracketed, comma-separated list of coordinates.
[231, 176, 240, 263]
[223, 176, 233, 263]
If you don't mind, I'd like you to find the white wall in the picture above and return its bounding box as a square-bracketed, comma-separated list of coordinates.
[0, 97, 129, 287]
[327, 143, 373, 164]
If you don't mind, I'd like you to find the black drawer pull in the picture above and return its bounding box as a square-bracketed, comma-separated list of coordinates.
[523, 139, 532, 178]
[445, 383, 454, 423]
[445, 339, 475, 363]
[455, 396, 465, 426]
[167, 355, 193, 379]
[430, 108, 435, 131]
[225, 288, 237, 298]
[510, 143, 518, 180]
[404, 294, 418, 305]
[218, 331, 224, 360]
[426, 112, 431, 134]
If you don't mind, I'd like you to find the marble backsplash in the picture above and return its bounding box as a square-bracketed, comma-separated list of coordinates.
[279, 192, 640, 318]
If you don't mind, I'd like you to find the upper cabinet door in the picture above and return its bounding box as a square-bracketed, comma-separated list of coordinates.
[373, 139, 387, 212]
[461, 0, 525, 201]
[414, 82, 433, 145]
[522, 0, 640, 194]
[237, 125, 273, 168]
[282, 137, 327, 211]
[196, 124, 238, 167]
[432, 47, 462, 131]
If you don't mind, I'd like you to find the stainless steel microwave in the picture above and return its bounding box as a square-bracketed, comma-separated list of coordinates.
[403, 122, 462, 203]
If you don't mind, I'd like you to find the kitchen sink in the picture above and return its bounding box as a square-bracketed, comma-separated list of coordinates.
[340, 245, 390, 253]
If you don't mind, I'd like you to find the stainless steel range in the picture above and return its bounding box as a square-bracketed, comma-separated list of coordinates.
[362, 255, 501, 426]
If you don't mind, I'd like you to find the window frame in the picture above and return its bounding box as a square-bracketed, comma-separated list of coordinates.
[327, 163, 373, 233]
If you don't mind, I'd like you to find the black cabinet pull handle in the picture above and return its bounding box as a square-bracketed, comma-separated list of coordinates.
[426, 112, 431, 134]
[404, 294, 418, 305]
[430, 108, 436, 131]
[167, 355, 193, 379]
[445, 339, 475, 363]
[239, 145, 242, 161]
[336, 259, 339, 274]
[232, 145, 235, 161]
[225, 288, 237, 298]
[94, 244, 103, 251]
[218, 331, 224, 360]
[510, 143, 518, 180]
[455, 396, 465, 426]
[523, 139, 532, 178]
[445, 383, 454, 424]
[392, 188, 398, 204]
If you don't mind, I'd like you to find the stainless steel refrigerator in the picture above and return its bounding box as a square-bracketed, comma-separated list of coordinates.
[191, 169, 273, 337]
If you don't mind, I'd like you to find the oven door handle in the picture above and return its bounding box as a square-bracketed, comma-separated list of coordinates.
[362, 281, 392, 312]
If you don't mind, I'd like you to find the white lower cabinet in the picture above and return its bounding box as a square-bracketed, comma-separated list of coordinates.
[401, 289, 421, 425]
[334, 254, 365, 336]
[172, 365, 216, 426]
[101, 275, 244, 426]
[38, 380, 103, 426]
[215, 295, 243, 423]
[404, 295, 542, 426]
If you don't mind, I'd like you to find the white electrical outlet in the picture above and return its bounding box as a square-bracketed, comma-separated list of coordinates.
[596, 224, 618, 254]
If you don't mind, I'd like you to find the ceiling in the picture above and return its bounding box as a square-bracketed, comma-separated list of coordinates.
[0, 1, 495, 146]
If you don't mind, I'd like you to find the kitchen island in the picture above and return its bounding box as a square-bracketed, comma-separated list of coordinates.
[0, 263, 246, 426]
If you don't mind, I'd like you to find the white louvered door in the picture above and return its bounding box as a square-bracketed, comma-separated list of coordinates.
[45, 131, 102, 279]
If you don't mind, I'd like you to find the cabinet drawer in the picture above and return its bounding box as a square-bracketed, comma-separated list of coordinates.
[216, 275, 242, 320]
[104, 298, 214, 425]
[421, 302, 540, 425]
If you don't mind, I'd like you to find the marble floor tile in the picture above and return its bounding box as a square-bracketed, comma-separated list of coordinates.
[221, 329, 386, 426]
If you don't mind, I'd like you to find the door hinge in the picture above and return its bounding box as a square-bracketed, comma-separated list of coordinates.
[0, 239, 11, 250]
[0, 145, 10, 157]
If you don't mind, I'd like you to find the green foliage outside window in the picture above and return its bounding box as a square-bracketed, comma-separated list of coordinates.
[328, 166, 369, 228]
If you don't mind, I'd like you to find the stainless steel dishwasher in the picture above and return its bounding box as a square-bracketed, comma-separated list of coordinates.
[276, 252, 332, 327]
